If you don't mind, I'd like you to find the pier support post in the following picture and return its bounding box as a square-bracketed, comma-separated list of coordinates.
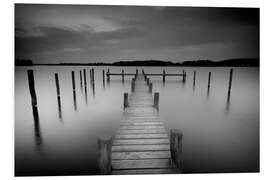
[182, 70, 186, 82]
[92, 68, 95, 83]
[154, 92, 159, 109]
[131, 80, 135, 92]
[170, 129, 183, 171]
[55, 73, 62, 119]
[163, 69, 166, 83]
[149, 83, 153, 93]
[124, 93, 129, 109]
[207, 72, 211, 90]
[102, 69, 105, 85]
[27, 70, 39, 121]
[79, 70, 83, 90]
[146, 78, 150, 85]
[121, 69, 124, 82]
[107, 69, 110, 82]
[71, 71, 77, 110]
[98, 136, 112, 175]
[193, 70, 196, 88]
[227, 69, 233, 99]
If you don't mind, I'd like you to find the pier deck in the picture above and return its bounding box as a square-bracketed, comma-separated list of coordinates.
[111, 74, 179, 175]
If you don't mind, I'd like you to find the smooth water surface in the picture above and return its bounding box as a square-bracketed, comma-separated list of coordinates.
[15, 66, 259, 175]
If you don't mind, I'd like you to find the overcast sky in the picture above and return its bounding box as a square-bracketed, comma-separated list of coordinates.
[15, 4, 259, 64]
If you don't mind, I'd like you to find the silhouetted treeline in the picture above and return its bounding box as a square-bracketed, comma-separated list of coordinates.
[16, 58, 259, 67]
[15, 59, 33, 66]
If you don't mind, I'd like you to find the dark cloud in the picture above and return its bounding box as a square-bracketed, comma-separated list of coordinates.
[15, 4, 259, 63]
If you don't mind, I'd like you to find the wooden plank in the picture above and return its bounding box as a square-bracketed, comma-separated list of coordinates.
[112, 159, 172, 169]
[115, 133, 168, 139]
[112, 168, 178, 175]
[117, 129, 166, 134]
[112, 144, 170, 152]
[120, 122, 163, 126]
[113, 138, 169, 145]
[112, 151, 171, 160]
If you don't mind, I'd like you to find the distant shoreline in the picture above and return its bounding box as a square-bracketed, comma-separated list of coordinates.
[15, 58, 259, 67]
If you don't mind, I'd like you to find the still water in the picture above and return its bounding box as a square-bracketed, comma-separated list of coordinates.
[15, 66, 259, 176]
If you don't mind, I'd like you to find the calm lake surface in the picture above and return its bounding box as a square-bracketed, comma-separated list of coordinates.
[15, 66, 259, 176]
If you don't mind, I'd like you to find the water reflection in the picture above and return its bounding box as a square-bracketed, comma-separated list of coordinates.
[193, 71, 196, 92]
[32, 109, 42, 148]
[225, 95, 231, 113]
[79, 70, 83, 92]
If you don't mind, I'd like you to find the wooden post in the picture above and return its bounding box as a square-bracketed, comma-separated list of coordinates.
[121, 69, 124, 82]
[124, 93, 129, 108]
[149, 83, 152, 93]
[227, 69, 233, 99]
[107, 69, 110, 82]
[163, 69, 165, 83]
[55, 73, 62, 119]
[102, 69, 105, 84]
[154, 92, 159, 109]
[55, 73, 60, 97]
[79, 70, 83, 90]
[146, 78, 149, 85]
[27, 70, 39, 121]
[98, 136, 112, 175]
[92, 68, 95, 83]
[72, 71, 77, 110]
[131, 80, 135, 92]
[170, 129, 183, 171]
[83, 69, 87, 88]
[207, 72, 211, 90]
[182, 70, 186, 82]
[193, 70, 196, 88]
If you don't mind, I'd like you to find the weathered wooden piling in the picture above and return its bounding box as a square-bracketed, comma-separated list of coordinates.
[149, 83, 153, 93]
[55, 73, 62, 119]
[163, 69, 166, 83]
[227, 69, 233, 99]
[92, 68, 95, 83]
[182, 70, 186, 82]
[79, 70, 83, 90]
[154, 92, 159, 109]
[107, 69, 110, 82]
[193, 71, 196, 88]
[71, 71, 77, 110]
[124, 93, 129, 108]
[146, 78, 150, 85]
[131, 80, 135, 92]
[170, 129, 183, 171]
[121, 69, 124, 82]
[98, 136, 112, 175]
[27, 70, 39, 121]
[102, 69, 105, 85]
[207, 72, 211, 90]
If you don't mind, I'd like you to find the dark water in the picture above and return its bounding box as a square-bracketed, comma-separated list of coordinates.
[15, 66, 259, 176]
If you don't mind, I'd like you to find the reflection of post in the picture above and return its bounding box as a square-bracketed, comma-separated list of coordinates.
[227, 69, 233, 101]
[72, 71, 77, 111]
[80, 70, 83, 91]
[55, 73, 62, 119]
[193, 70, 196, 90]
[83, 69, 88, 104]
[27, 70, 42, 146]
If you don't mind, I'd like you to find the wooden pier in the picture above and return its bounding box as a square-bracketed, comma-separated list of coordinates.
[98, 73, 183, 175]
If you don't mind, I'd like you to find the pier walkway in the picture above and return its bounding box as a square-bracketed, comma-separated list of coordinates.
[110, 74, 179, 175]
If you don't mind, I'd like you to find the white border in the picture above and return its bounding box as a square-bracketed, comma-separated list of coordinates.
[1, 0, 269, 180]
